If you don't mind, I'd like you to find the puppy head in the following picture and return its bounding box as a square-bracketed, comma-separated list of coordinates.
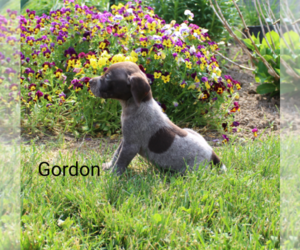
[89, 62, 151, 106]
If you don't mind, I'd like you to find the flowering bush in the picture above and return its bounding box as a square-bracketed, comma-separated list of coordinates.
[0, 10, 20, 136]
[20, 0, 241, 139]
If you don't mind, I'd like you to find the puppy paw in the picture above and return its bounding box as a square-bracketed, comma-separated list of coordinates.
[102, 161, 113, 170]
[220, 164, 227, 173]
[109, 166, 126, 176]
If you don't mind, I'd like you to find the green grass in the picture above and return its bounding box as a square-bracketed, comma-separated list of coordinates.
[21, 136, 280, 249]
[281, 134, 300, 249]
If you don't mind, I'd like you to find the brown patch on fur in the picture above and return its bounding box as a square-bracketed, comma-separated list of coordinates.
[210, 151, 221, 168]
[148, 123, 187, 153]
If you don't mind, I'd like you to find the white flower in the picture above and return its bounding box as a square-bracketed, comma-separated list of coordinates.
[127, 8, 133, 14]
[135, 48, 142, 53]
[177, 57, 185, 66]
[152, 35, 162, 43]
[193, 32, 200, 39]
[200, 28, 209, 34]
[211, 73, 218, 80]
[179, 24, 190, 36]
[161, 24, 171, 30]
[114, 15, 123, 21]
[164, 29, 172, 35]
[184, 10, 194, 21]
[172, 31, 181, 38]
[189, 45, 196, 54]
[184, 10, 192, 16]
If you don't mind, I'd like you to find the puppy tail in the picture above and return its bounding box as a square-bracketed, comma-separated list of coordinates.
[210, 151, 227, 173]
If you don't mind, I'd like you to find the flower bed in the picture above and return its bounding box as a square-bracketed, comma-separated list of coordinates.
[19, 0, 241, 140]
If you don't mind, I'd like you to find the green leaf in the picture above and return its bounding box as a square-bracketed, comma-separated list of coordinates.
[265, 31, 280, 49]
[256, 61, 268, 78]
[262, 30, 280, 49]
[283, 31, 300, 48]
[242, 38, 254, 50]
[256, 84, 276, 95]
[263, 55, 273, 63]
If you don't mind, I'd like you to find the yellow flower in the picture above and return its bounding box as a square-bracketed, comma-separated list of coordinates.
[163, 39, 172, 48]
[205, 82, 210, 89]
[98, 57, 107, 67]
[111, 54, 126, 64]
[154, 72, 161, 79]
[188, 84, 196, 90]
[125, 56, 137, 63]
[154, 54, 161, 60]
[175, 46, 181, 52]
[90, 58, 98, 69]
[129, 50, 137, 58]
[185, 61, 192, 69]
[161, 75, 171, 83]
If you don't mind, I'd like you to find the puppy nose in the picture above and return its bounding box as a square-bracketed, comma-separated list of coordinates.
[89, 79, 96, 86]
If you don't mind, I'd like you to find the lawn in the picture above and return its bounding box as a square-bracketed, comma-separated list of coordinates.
[21, 135, 280, 249]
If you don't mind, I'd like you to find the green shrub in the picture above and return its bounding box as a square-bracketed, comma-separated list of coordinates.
[243, 30, 280, 96]
[281, 30, 300, 94]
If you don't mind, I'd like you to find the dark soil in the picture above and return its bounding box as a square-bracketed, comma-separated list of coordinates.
[218, 44, 280, 142]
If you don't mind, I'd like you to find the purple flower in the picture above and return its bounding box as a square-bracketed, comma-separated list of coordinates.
[201, 77, 208, 83]
[57, 35, 65, 45]
[222, 135, 229, 143]
[146, 73, 154, 85]
[35, 90, 44, 98]
[24, 68, 35, 76]
[64, 47, 77, 58]
[180, 80, 186, 88]
[232, 121, 240, 127]
[43, 48, 51, 58]
[59, 92, 66, 98]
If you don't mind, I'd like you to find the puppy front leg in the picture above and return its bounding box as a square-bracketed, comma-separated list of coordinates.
[110, 143, 139, 175]
[102, 140, 123, 170]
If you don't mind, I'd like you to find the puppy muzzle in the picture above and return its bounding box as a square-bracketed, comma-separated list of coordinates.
[89, 77, 102, 97]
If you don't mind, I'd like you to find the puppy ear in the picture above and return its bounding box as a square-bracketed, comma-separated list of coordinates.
[128, 72, 151, 106]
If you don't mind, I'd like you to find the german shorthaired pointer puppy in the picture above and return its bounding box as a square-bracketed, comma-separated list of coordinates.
[89, 61, 227, 175]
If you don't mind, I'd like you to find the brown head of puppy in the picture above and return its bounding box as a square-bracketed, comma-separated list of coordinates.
[89, 62, 152, 106]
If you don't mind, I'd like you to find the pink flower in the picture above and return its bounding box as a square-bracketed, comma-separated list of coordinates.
[252, 127, 258, 137]
[106, 26, 112, 34]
